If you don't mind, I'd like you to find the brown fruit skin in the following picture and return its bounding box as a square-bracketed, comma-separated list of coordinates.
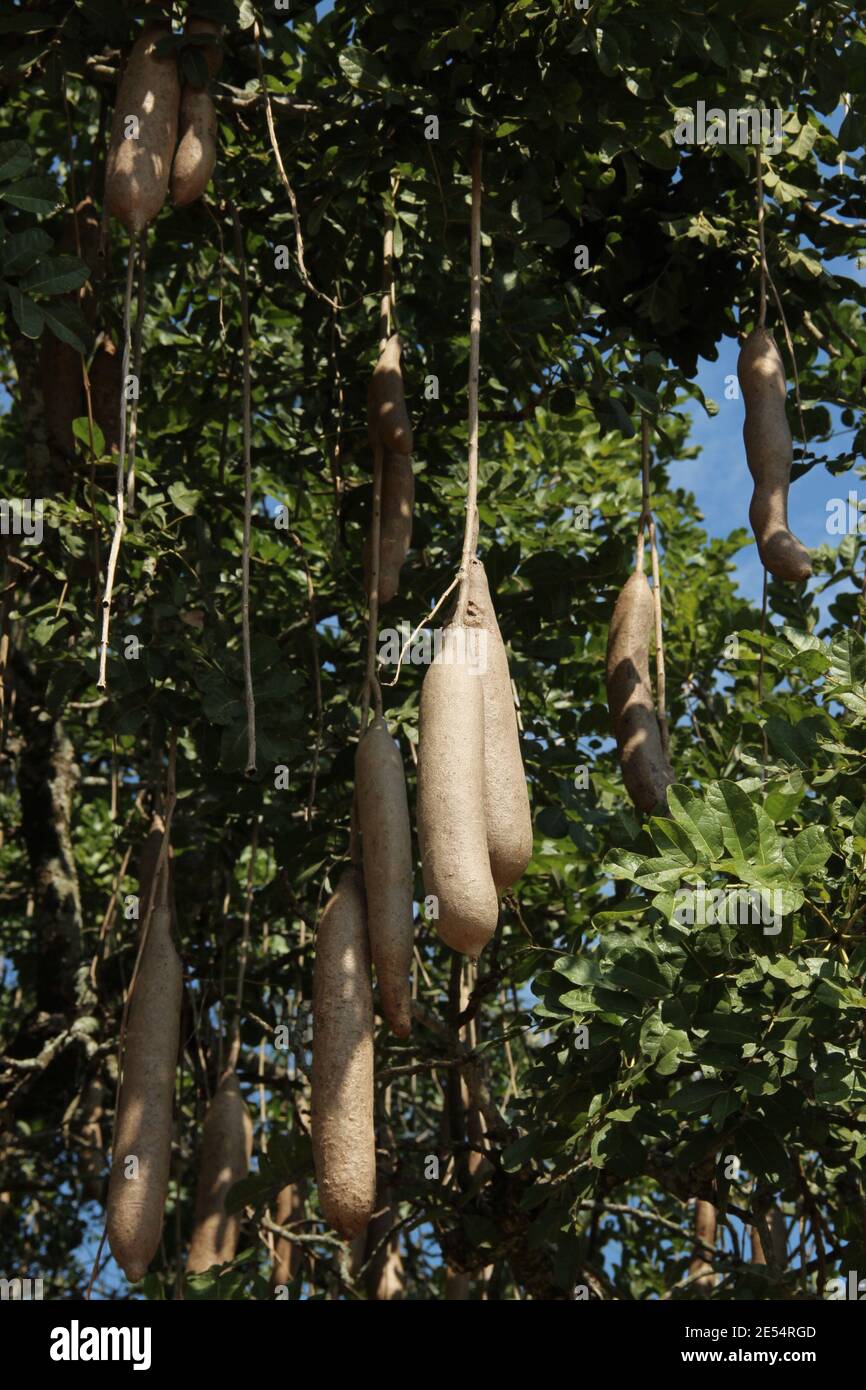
[311, 869, 376, 1239]
[186, 1069, 253, 1273]
[417, 628, 499, 957]
[185, 16, 223, 83]
[363, 452, 414, 604]
[106, 832, 182, 1282]
[105, 23, 180, 233]
[738, 327, 811, 582]
[170, 88, 218, 208]
[605, 571, 675, 814]
[355, 715, 414, 1037]
[368, 334, 413, 455]
[90, 338, 123, 453]
[464, 559, 532, 889]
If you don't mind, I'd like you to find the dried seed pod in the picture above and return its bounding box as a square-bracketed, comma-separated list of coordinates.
[738, 327, 811, 582]
[363, 452, 414, 604]
[417, 627, 499, 957]
[311, 868, 376, 1239]
[367, 334, 413, 455]
[186, 1069, 253, 1273]
[105, 23, 181, 233]
[355, 714, 414, 1037]
[106, 817, 182, 1283]
[464, 559, 532, 889]
[170, 88, 218, 208]
[605, 570, 674, 814]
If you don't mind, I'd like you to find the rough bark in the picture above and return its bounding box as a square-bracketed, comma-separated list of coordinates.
[687, 1199, 716, 1293]
[11, 652, 87, 1013]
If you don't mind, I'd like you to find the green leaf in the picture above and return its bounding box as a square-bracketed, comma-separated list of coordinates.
[537, 806, 568, 838]
[0, 140, 32, 182]
[338, 46, 388, 91]
[8, 284, 43, 338]
[666, 784, 725, 859]
[604, 948, 674, 1000]
[1, 227, 51, 274]
[706, 780, 762, 862]
[782, 826, 833, 881]
[41, 299, 88, 352]
[197, 671, 244, 725]
[765, 716, 820, 769]
[0, 176, 63, 215]
[21, 254, 89, 296]
[665, 1079, 730, 1114]
[737, 1120, 789, 1183]
[763, 774, 805, 823]
[72, 417, 105, 458]
[168, 481, 201, 515]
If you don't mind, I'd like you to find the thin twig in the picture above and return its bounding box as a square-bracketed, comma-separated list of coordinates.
[454, 139, 483, 625]
[253, 21, 340, 311]
[803, 200, 866, 231]
[288, 532, 323, 820]
[379, 575, 460, 688]
[125, 231, 147, 512]
[754, 141, 809, 456]
[755, 145, 768, 330]
[758, 569, 770, 770]
[229, 198, 257, 775]
[361, 212, 394, 730]
[96, 241, 136, 690]
[228, 819, 258, 1072]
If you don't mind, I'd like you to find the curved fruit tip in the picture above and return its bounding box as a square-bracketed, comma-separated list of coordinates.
[761, 529, 812, 583]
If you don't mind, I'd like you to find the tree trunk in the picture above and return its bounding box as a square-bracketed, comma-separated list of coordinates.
[12, 653, 87, 1013]
[272, 1181, 306, 1290]
[687, 1199, 716, 1293]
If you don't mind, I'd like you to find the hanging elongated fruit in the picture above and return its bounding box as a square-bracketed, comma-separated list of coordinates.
[464, 559, 532, 888]
[311, 868, 376, 1239]
[185, 14, 224, 80]
[170, 90, 217, 207]
[363, 452, 414, 604]
[186, 1069, 253, 1273]
[605, 570, 674, 814]
[417, 626, 499, 957]
[170, 18, 222, 209]
[368, 333, 413, 455]
[738, 327, 811, 582]
[107, 817, 182, 1283]
[105, 23, 180, 233]
[355, 714, 414, 1037]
